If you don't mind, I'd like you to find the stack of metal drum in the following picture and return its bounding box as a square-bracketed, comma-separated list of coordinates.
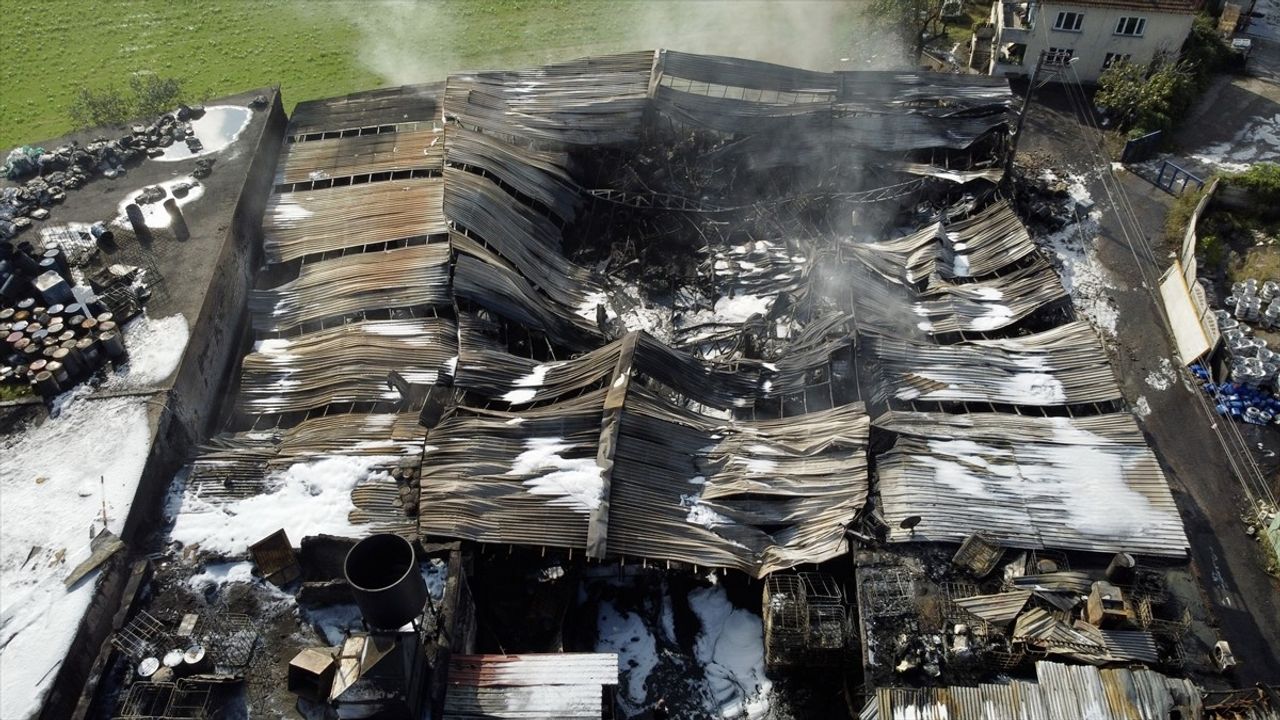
[0, 239, 127, 398]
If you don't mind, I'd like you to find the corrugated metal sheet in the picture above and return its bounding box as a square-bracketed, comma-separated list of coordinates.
[238, 318, 457, 415]
[277, 125, 443, 184]
[263, 178, 446, 263]
[875, 411, 1188, 557]
[418, 333, 870, 576]
[868, 661, 1203, 720]
[444, 653, 618, 720]
[288, 82, 443, 135]
[952, 590, 1031, 625]
[868, 321, 1124, 407]
[249, 242, 451, 333]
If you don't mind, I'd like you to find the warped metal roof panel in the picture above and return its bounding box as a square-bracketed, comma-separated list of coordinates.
[249, 242, 451, 333]
[874, 411, 1188, 556]
[867, 321, 1124, 407]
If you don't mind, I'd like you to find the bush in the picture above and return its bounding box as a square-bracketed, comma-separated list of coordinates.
[1229, 163, 1280, 207]
[1199, 233, 1225, 266]
[129, 73, 183, 117]
[66, 72, 184, 130]
[67, 86, 130, 127]
[1183, 14, 1235, 76]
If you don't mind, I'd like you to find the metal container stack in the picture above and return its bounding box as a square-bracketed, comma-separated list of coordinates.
[0, 239, 127, 398]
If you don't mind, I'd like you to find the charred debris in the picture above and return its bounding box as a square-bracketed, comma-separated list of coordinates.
[83, 50, 1270, 720]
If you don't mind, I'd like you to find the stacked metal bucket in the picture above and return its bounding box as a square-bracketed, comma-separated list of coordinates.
[1227, 279, 1280, 329]
[1, 300, 126, 398]
[1215, 306, 1278, 388]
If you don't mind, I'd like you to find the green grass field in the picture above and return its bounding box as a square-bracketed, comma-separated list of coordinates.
[0, 0, 890, 149]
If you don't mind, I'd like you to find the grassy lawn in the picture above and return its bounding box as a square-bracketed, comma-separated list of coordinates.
[0, 0, 881, 149]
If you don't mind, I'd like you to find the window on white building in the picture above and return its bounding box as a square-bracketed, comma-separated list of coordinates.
[1054, 11, 1084, 31]
[1045, 47, 1075, 66]
[1115, 16, 1147, 36]
[1103, 52, 1132, 69]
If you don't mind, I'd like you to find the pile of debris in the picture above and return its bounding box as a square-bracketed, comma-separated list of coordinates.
[859, 539, 1195, 688]
[0, 104, 211, 240]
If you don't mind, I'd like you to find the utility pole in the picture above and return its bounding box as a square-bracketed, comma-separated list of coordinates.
[1003, 49, 1065, 188]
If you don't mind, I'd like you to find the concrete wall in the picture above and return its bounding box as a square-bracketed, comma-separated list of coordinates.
[44, 91, 288, 720]
[991, 0, 1196, 82]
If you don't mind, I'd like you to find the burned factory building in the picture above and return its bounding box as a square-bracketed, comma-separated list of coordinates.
[3, 49, 1276, 720]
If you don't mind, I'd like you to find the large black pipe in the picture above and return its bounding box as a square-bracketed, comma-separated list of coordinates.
[343, 533, 427, 631]
[163, 199, 189, 241]
[125, 204, 152, 244]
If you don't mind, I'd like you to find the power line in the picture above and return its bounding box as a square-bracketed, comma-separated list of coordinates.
[1050, 61, 1276, 511]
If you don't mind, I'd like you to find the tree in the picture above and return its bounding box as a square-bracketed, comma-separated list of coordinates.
[864, 0, 948, 62]
[1095, 57, 1197, 134]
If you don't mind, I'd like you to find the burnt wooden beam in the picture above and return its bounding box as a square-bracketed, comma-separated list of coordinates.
[586, 330, 638, 559]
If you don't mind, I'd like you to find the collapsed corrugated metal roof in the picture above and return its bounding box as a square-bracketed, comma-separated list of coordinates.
[185, 50, 1189, 581]
[418, 331, 870, 577]
[248, 243, 451, 334]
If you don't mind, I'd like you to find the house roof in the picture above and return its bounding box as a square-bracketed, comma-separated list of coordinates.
[1047, 0, 1201, 14]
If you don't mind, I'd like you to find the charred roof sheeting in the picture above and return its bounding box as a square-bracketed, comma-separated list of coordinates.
[453, 250, 601, 351]
[653, 53, 1011, 149]
[238, 318, 458, 415]
[444, 125, 582, 222]
[192, 414, 425, 494]
[444, 168, 601, 308]
[874, 411, 1188, 557]
[853, 201, 1035, 283]
[651, 86, 1008, 150]
[836, 71, 1012, 111]
[865, 661, 1202, 720]
[249, 243, 452, 333]
[659, 51, 839, 94]
[443, 52, 653, 146]
[609, 390, 870, 576]
[263, 178, 447, 263]
[454, 331, 763, 414]
[417, 384, 869, 577]
[418, 395, 606, 548]
[867, 322, 1122, 407]
[287, 82, 444, 136]
[912, 258, 1068, 335]
[276, 126, 444, 184]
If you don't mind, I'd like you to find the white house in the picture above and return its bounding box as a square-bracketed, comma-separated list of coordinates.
[971, 0, 1201, 82]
